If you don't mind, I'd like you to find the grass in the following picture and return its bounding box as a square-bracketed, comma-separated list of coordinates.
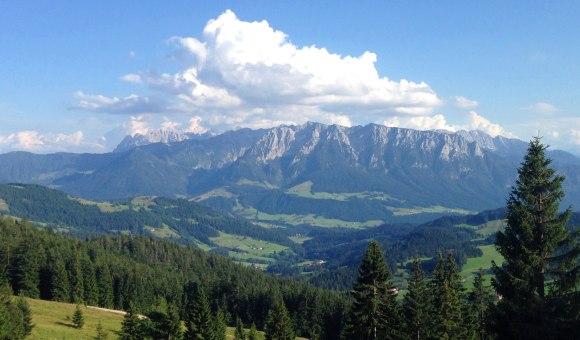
[73, 197, 129, 213]
[386, 205, 475, 216]
[461, 245, 504, 289]
[210, 232, 289, 257]
[192, 188, 235, 202]
[236, 179, 278, 189]
[0, 198, 8, 212]
[476, 220, 505, 236]
[236, 206, 383, 228]
[26, 298, 124, 339]
[144, 223, 180, 239]
[286, 181, 397, 202]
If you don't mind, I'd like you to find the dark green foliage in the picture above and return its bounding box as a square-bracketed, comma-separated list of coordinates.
[0, 283, 34, 339]
[0, 216, 348, 338]
[10, 236, 41, 298]
[184, 282, 215, 340]
[492, 137, 580, 339]
[265, 297, 295, 340]
[403, 258, 432, 340]
[248, 322, 259, 340]
[119, 304, 143, 340]
[214, 309, 227, 340]
[234, 315, 246, 340]
[343, 240, 402, 340]
[468, 269, 493, 340]
[72, 304, 85, 329]
[430, 253, 470, 339]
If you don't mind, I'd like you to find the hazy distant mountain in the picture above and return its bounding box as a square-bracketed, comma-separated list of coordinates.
[114, 129, 216, 152]
[1, 123, 579, 224]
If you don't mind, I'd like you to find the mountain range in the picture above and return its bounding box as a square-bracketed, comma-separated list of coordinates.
[1, 122, 579, 224]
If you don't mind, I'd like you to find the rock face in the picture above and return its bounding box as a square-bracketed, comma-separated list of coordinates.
[0, 122, 579, 222]
[114, 130, 216, 153]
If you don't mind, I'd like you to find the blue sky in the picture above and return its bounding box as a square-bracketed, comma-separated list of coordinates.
[1, 1, 580, 154]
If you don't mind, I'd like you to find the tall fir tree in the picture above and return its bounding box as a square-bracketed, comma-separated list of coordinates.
[248, 322, 259, 340]
[403, 258, 432, 340]
[492, 137, 580, 339]
[343, 240, 402, 340]
[467, 269, 494, 340]
[234, 315, 246, 340]
[430, 252, 468, 340]
[184, 282, 215, 340]
[264, 297, 295, 340]
[119, 303, 143, 340]
[95, 263, 113, 308]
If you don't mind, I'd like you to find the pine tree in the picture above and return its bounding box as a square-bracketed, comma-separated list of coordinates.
[119, 303, 143, 340]
[184, 282, 215, 340]
[468, 269, 493, 340]
[264, 298, 295, 340]
[95, 263, 113, 308]
[492, 137, 580, 339]
[15, 298, 33, 337]
[403, 258, 432, 340]
[343, 240, 402, 340]
[10, 237, 41, 298]
[214, 309, 227, 340]
[234, 315, 246, 340]
[72, 304, 85, 329]
[166, 303, 183, 340]
[430, 252, 466, 339]
[248, 322, 259, 340]
[49, 254, 70, 302]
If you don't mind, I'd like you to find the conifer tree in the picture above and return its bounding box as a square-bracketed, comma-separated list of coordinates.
[49, 254, 70, 302]
[15, 298, 33, 337]
[119, 303, 143, 340]
[430, 253, 466, 339]
[214, 309, 227, 340]
[403, 258, 432, 340]
[492, 137, 580, 339]
[95, 263, 113, 308]
[10, 237, 41, 298]
[184, 282, 215, 340]
[234, 315, 246, 340]
[72, 304, 85, 329]
[166, 303, 183, 340]
[343, 240, 402, 340]
[468, 269, 493, 340]
[264, 298, 295, 340]
[248, 322, 259, 340]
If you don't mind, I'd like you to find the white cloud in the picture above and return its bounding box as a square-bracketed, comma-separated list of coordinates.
[571, 129, 580, 145]
[524, 102, 558, 115]
[0, 130, 89, 153]
[465, 111, 512, 137]
[186, 116, 209, 134]
[126, 116, 150, 136]
[454, 96, 479, 109]
[383, 111, 512, 138]
[73, 10, 442, 132]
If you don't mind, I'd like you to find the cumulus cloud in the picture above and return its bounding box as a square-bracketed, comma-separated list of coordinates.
[0, 130, 91, 153]
[384, 111, 512, 138]
[524, 102, 558, 115]
[73, 10, 442, 132]
[186, 116, 209, 134]
[454, 96, 479, 109]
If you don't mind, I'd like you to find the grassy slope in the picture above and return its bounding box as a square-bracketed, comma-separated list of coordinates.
[27, 298, 124, 339]
[26, 297, 307, 340]
[460, 245, 504, 289]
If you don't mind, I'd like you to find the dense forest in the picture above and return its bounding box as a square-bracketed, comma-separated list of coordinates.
[0, 217, 348, 339]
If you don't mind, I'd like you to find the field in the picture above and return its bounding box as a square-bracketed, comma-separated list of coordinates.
[24, 297, 306, 340]
[0, 198, 8, 212]
[287, 180, 397, 202]
[386, 205, 474, 216]
[460, 245, 504, 289]
[26, 298, 124, 339]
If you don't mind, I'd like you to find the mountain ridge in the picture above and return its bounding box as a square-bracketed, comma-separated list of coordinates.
[1, 122, 579, 224]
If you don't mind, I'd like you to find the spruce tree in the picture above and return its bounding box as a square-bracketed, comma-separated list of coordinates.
[343, 240, 402, 340]
[119, 303, 143, 340]
[234, 315, 246, 340]
[430, 252, 466, 339]
[15, 298, 33, 337]
[468, 269, 493, 340]
[264, 298, 295, 340]
[492, 137, 580, 339]
[248, 322, 259, 340]
[403, 258, 432, 340]
[184, 282, 215, 340]
[72, 304, 85, 329]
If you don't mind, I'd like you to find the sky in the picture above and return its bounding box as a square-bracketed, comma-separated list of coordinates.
[1, 1, 580, 154]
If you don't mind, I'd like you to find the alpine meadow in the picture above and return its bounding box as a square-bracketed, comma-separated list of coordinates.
[1, 3, 580, 340]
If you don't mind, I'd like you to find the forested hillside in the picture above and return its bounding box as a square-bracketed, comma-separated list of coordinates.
[0, 217, 348, 339]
